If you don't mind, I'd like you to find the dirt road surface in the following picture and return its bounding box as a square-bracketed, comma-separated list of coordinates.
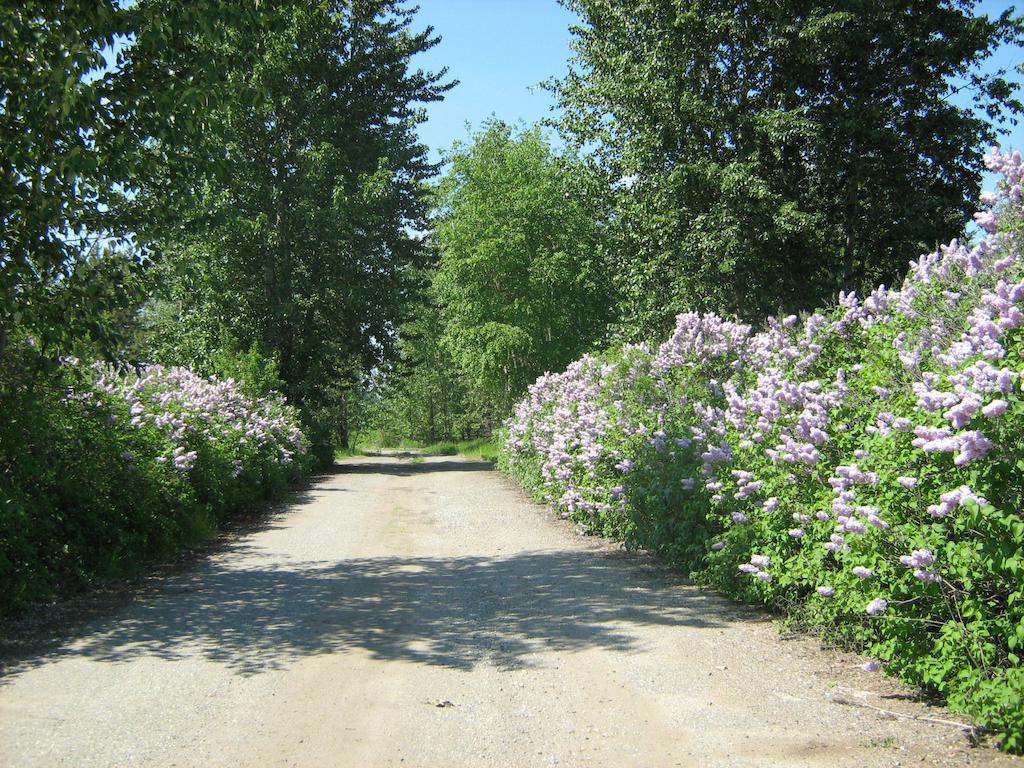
[1, 455, 1020, 767]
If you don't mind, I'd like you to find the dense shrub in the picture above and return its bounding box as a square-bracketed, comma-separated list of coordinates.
[501, 148, 1024, 750]
[0, 353, 309, 616]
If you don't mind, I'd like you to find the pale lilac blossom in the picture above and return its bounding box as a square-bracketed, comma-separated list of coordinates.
[865, 598, 888, 615]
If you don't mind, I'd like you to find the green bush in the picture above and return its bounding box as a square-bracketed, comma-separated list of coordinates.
[0, 345, 310, 616]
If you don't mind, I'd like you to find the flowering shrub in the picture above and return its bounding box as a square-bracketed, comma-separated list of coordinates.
[0, 357, 309, 615]
[501, 148, 1024, 751]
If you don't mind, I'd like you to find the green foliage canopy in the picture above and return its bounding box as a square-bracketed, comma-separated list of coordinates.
[0, 1, 254, 358]
[553, 0, 1024, 336]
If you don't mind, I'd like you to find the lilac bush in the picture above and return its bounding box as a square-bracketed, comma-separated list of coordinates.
[94, 364, 307, 478]
[501, 148, 1024, 750]
[88, 363, 310, 522]
[1, 358, 309, 614]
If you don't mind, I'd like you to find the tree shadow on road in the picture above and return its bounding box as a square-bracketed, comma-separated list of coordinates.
[0, 547, 760, 680]
[325, 459, 495, 477]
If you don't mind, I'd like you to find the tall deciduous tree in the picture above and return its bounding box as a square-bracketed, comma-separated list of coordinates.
[553, 0, 1023, 336]
[145, 1, 450, 459]
[432, 121, 612, 414]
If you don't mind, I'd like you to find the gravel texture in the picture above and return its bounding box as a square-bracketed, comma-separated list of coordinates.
[1, 455, 1021, 767]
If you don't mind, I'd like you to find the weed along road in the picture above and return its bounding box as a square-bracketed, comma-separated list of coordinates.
[0, 455, 1018, 768]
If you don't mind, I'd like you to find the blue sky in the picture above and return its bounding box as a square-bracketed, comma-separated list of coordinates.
[411, 0, 1024, 190]
[411, 0, 577, 162]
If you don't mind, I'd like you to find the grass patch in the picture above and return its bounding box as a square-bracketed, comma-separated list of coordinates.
[422, 437, 499, 462]
[354, 433, 499, 462]
[333, 446, 366, 459]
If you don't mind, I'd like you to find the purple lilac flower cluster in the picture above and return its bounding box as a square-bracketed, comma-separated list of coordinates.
[94, 365, 307, 474]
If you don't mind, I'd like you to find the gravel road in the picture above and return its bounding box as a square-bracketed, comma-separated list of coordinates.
[1, 455, 1020, 767]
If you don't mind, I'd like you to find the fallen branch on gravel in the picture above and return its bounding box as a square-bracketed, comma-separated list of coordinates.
[827, 690, 980, 734]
